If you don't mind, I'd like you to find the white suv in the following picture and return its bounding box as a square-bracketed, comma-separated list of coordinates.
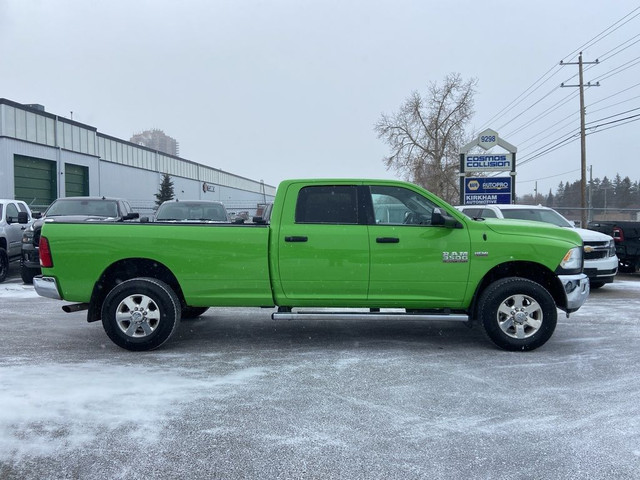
[456, 204, 618, 289]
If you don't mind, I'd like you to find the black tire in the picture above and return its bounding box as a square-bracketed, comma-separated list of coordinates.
[181, 306, 209, 319]
[477, 277, 557, 352]
[21, 265, 38, 284]
[589, 281, 605, 290]
[101, 277, 181, 351]
[0, 248, 8, 283]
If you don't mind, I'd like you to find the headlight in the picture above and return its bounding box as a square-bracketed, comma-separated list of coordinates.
[559, 246, 583, 271]
[607, 239, 616, 257]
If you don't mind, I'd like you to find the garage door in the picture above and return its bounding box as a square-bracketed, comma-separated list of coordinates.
[14, 155, 57, 209]
[64, 163, 89, 197]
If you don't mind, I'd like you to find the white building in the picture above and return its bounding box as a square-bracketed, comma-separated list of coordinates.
[0, 98, 276, 215]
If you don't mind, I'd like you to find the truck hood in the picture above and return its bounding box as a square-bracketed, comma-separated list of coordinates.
[481, 218, 583, 245]
[574, 227, 612, 242]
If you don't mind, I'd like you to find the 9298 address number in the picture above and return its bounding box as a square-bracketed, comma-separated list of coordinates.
[481, 135, 496, 142]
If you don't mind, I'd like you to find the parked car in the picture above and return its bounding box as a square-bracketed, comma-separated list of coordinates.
[252, 203, 273, 224]
[150, 200, 229, 223]
[588, 220, 640, 273]
[0, 199, 34, 282]
[21, 196, 139, 284]
[456, 204, 618, 289]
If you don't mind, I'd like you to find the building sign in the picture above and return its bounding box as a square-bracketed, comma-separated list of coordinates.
[464, 177, 512, 205]
[202, 182, 215, 193]
[464, 153, 513, 172]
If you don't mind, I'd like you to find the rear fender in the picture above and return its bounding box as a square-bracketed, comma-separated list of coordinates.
[87, 258, 183, 322]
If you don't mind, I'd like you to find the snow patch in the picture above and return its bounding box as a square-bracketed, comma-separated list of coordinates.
[0, 362, 267, 461]
[0, 282, 39, 299]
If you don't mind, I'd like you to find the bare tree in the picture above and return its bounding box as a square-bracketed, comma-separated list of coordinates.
[375, 73, 477, 203]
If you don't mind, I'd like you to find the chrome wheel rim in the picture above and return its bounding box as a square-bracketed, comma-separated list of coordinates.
[496, 294, 543, 339]
[115, 294, 161, 338]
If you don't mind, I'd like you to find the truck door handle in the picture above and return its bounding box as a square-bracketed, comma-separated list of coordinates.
[285, 236, 308, 242]
[376, 237, 399, 243]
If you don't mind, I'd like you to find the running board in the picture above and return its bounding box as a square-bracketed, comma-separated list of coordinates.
[272, 310, 469, 322]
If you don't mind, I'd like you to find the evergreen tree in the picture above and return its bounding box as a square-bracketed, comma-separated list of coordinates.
[155, 173, 175, 207]
[631, 180, 640, 207]
[556, 182, 565, 206]
[613, 174, 633, 208]
[546, 189, 554, 207]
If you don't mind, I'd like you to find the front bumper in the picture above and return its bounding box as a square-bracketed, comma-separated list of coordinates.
[558, 273, 590, 313]
[33, 276, 62, 300]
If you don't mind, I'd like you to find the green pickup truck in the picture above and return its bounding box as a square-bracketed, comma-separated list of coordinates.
[34, 179, 589, 352]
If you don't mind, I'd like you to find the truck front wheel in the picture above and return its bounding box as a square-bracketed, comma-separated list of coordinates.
[478, 277, 557, 351]
[101, 277, 181, 351]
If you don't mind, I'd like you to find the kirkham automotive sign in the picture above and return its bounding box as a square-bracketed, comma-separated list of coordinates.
[464, 153, 513, 172]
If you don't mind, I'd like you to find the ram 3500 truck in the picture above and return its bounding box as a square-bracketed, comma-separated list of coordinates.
[34, 179, 589, 352]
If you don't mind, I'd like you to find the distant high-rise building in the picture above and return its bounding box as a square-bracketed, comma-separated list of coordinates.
[130, 129, 179, 156]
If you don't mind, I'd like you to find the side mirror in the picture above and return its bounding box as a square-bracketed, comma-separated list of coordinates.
[123, 212, 140, 221]
[431, 208, 463, 229]
[32, 211, 42, 219]
[18, 211, 30, 224]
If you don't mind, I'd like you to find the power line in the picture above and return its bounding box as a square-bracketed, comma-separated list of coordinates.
[476, 6, 640, 137]
[517, 168, 581, 184]
[515, 112, 640, 169]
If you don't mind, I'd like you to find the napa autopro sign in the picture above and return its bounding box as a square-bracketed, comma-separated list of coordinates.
[464, 153, 513, 172]
[464, 177, 512, 205]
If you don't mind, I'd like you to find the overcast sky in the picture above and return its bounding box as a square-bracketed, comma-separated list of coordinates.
[2, 0, 639, 196]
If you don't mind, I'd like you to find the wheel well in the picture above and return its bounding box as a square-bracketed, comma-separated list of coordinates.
[87, 258, 185, 322]
[470, 261, 566, 321]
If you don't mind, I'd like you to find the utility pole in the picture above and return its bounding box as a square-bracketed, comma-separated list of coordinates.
[582, 165, 593, 224]
[560, 52, 599, 228]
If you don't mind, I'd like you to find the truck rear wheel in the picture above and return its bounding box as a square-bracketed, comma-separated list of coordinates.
[478, 277, 557, 351]
[101, 277, 181, 351]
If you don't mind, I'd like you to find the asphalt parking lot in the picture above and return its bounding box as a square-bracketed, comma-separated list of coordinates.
[1, 262, 639, 479]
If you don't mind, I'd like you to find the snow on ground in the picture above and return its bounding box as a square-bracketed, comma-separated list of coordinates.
[0, 280, 39, 299]
[1, 276, 639, 478]
[0, 361, 266, 460]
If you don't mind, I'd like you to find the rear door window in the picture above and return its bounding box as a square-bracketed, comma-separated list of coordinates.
[295, 185, 359, 224]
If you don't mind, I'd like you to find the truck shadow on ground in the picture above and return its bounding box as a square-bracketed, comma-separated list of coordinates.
[169, 312, 492, 353]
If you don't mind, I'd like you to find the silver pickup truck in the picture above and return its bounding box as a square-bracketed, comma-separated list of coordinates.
[0, 199, 34, 282]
